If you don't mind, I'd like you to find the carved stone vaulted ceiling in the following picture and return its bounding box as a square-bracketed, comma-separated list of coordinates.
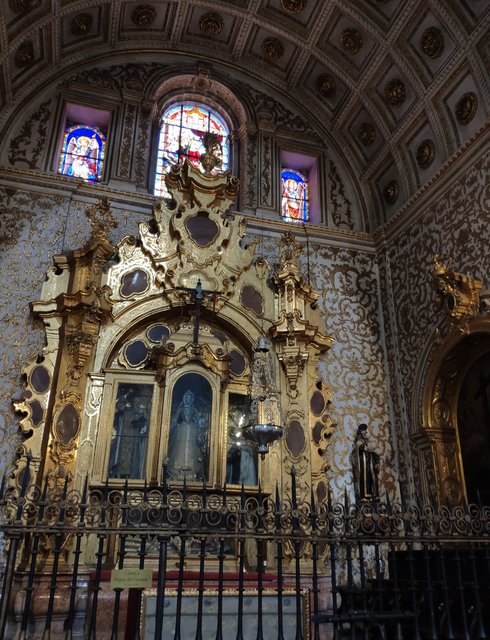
[0, 0, 489, 230]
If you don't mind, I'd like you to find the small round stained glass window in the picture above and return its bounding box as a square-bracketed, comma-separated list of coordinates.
[154, 103, 230, 198]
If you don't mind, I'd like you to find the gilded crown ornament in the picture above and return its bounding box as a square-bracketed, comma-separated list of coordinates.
[420, 26, 445, 59]
[131, 5, 156, 28]
[455, 92, 478, 125]
[317, 74, 336, 97]
[341, 29, 362, 55]
[70, 13, 93, 36]
[384, 79, 406, 106]
[416, 139, 435, 169]
[199, 13, 224, 35]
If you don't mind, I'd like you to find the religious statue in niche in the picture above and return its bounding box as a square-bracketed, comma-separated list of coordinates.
[226, 393, 257, 486]
[108, 383, 153, 479]
[167, 373, 212, 481]
[351, 423, 380, 502]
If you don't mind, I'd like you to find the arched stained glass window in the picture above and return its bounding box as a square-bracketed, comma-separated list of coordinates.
[155, 103, 230, 198]
[281, 168, 310, 223]
[58, 124, 106, 183]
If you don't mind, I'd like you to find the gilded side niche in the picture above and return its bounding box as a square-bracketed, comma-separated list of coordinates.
[413, 258, 489, 505]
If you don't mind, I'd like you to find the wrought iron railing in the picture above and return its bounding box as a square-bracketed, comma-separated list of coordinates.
[0, 460, 489, 639]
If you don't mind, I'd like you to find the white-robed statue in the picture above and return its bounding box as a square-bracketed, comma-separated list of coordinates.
[167, 388, 209, 481]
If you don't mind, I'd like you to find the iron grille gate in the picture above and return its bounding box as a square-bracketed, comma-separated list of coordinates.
[0, 462, 490, 639]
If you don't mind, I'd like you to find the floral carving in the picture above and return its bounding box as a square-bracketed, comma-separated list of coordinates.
[416, 139, 435, 169]
[383, 180, 399, 204]
[70, 13, 93, 36]
[263, 37, 284, 60]
[261, 135, 272, 207]
[118, 104, 137, 178]
[359, 123, 375, 146]
[281, 0, 305, 13]
[199, 13, 224, 35]
[135, 105, 152, 188]
[384, 79, 406, 106]
[8, 99, 52, 169]
[340, 29, 362, 55]
[14, 41, 34, 69]
[455, 92, 478, 125]
[131, 5, 156, 27]
[317, 74, 336, 97]
[328, 162, 354, 230]
[246, 85, 322, 143]
[420, 26, 445, 59]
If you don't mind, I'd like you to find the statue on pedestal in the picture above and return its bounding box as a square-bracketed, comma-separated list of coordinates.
[351, 423, 380, 502]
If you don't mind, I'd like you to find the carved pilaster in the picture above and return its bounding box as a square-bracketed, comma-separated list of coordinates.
[270, 232, 334, 504]
[14, 199, 116, 487]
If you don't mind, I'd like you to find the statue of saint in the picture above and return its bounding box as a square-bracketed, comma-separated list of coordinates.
[109, 384, 152, 479]
[351, 423, 380, 501]
[167, 385, 210, 481]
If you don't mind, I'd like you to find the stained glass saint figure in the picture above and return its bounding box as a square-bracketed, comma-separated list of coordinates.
[58, 124, 106, 183]
[155, 103, 230, 197]
[281, 168, 310, 223]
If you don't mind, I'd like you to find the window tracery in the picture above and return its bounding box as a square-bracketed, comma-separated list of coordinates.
[155, 103, 230, 198]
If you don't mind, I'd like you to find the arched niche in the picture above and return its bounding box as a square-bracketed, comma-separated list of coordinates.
[414, 317, 490, 505]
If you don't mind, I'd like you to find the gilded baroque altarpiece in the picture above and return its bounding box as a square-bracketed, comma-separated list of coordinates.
[8, 162, 340, 513]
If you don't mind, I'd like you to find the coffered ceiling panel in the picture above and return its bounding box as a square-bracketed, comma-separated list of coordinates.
[119, 2, 175, 39]
[0, 0, 487, 229]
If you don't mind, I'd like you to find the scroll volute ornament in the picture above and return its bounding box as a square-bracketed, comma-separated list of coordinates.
[433, 256, 482, 332]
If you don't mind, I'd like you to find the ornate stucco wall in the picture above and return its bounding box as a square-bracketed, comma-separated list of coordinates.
[1, 140, 488, 502]
[0, 187, 147, 473]
[378, 145, 490, 498]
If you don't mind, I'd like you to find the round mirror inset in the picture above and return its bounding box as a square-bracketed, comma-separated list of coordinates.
[28, 400, 44, 426]
[229, 350, 246, 376]
[30, 365, 50, 393]
[147, 325, 170, 343]
[124, 341, 149, 367]
[312, 421, 324, 445]
[310, 391, 325, 416]
[120, 269, 149, 297]
[240, 285, 263, 317]
[286, 420, 305, 457]
[56, 404, 79, 446]
[185, 212, 219, 247]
